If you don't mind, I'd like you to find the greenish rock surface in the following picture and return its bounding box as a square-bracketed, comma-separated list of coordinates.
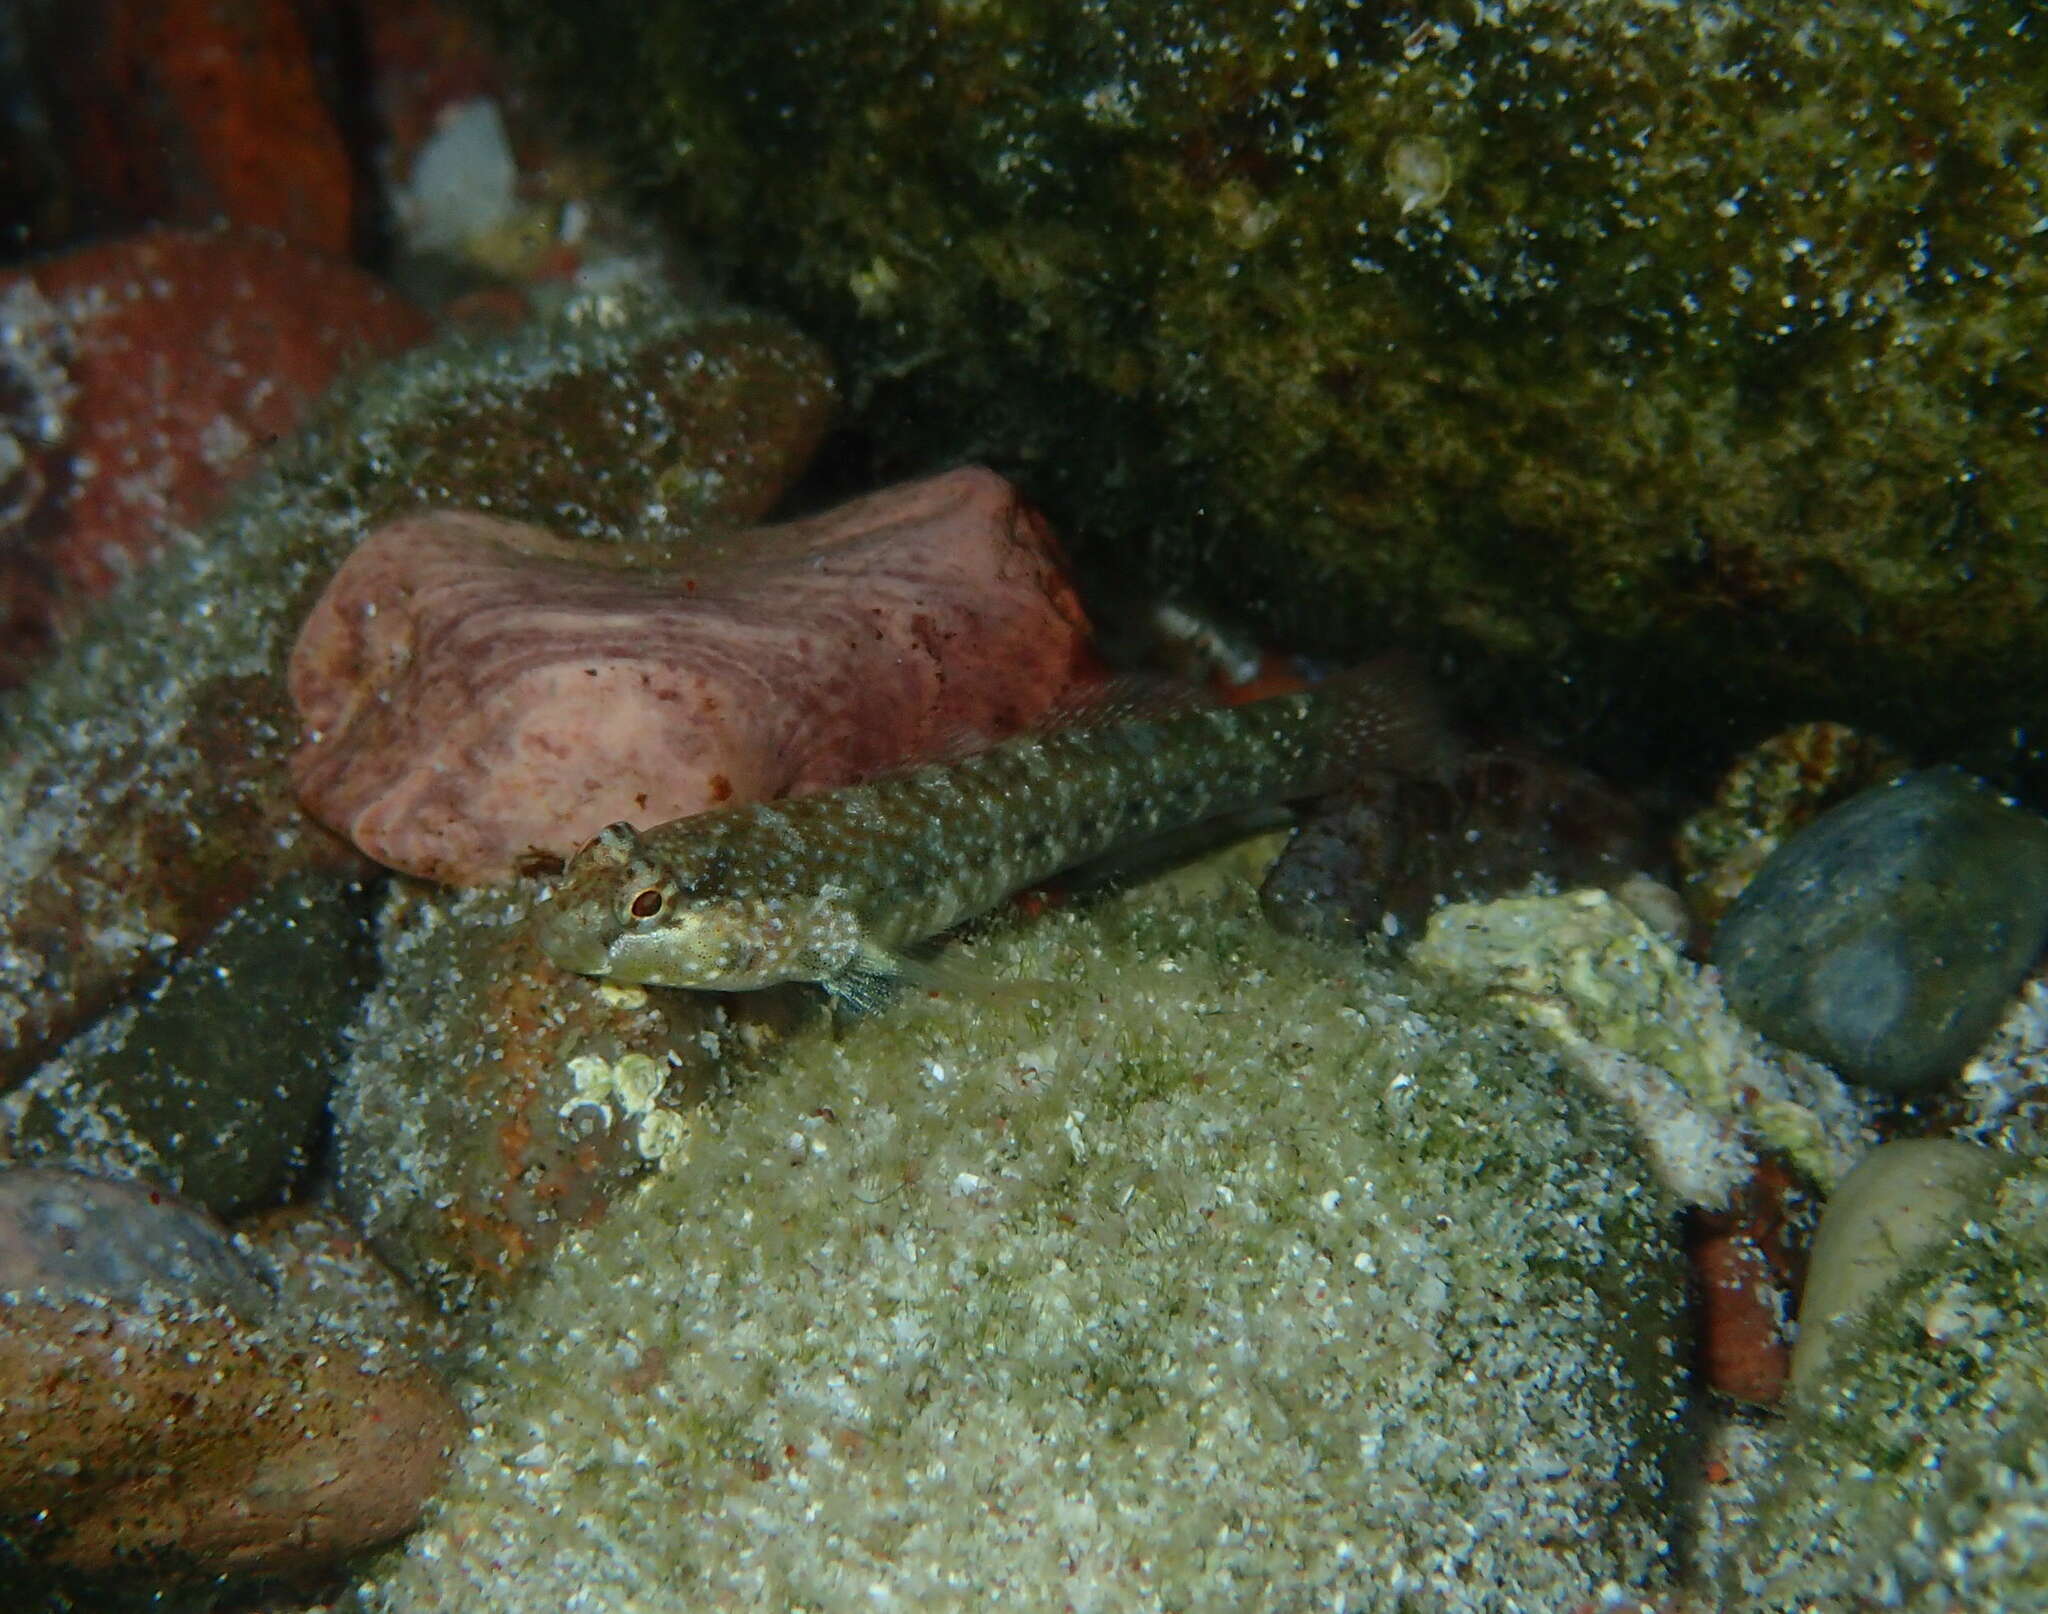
[354, 880, 1689, 1612]
[1715, 768, 2048, 1093]
[484, 0, 2048, 778]
[1724, 1149, 2047, 1611]
[0, 875, 375, 1214]
[1409, 887, 1871, 1202]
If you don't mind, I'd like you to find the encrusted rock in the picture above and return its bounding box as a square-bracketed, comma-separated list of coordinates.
[288, 467, 1096, 883]
[1410, 888, 1872, 1206]
[483, 0, 2048, 785]
[332, 883, 745, 1312]
[1674, 722, 1904, 931]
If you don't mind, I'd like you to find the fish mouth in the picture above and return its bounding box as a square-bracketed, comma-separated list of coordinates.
[536, 909, 614, 977]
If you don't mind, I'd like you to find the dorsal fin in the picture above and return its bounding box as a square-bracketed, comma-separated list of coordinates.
[852, 675, 1220, 783]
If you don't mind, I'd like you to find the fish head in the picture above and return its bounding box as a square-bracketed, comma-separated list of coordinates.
[539, 821, 836, 991]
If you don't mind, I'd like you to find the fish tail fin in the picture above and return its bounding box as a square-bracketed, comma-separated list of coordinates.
[1317, 654, 1463, 786]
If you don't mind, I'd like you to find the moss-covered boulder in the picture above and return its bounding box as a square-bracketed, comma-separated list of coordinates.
[484, 0, 2048, 779]
[355, 880, 1688, 1611]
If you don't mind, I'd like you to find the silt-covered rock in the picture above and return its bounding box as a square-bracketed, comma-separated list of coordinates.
[356, 881, 1689, 1612]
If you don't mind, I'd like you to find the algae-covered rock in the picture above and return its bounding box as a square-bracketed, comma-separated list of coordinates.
[485, 0, 2048, 777]
[0, 874, 375, 1214]
[356, 881, 1688, 1611]
[1410, 888, 1871, 1204]
[1716, 768, 2048, 1093]
[1724, 1149, 2048, 1611]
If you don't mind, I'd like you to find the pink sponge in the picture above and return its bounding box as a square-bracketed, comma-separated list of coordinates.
[288, 467, 1096, 884]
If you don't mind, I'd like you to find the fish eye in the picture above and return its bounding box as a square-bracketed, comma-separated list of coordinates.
[627, 887, 666, 921]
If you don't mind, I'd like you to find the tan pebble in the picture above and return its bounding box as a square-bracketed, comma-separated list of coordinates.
[1789, 1137, 2008, 1392]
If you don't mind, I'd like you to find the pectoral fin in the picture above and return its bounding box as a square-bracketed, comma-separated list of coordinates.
[822, 943, 908, 1015]
[822, 939, 1043, 1015]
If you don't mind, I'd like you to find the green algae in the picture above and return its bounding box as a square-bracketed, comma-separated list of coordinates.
[354, 877, 1688, 1612]
[482, 0, 2048, 778]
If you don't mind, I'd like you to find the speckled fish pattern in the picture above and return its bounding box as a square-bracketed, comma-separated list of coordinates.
[539, 660, 1448, 1004]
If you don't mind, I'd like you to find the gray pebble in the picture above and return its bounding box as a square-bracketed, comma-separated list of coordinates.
[0, 1166, 272, 1317]
[1716, 768, 2048, 1091]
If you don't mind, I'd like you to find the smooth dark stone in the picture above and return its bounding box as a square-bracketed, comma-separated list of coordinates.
[1716, 768, 2048, 1092]
[2, 875, 376, 1213]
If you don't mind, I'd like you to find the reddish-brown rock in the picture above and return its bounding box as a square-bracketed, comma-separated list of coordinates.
[0, 227, 432, 683]
[33, 0, 358, 253]
[1687, 1156, 1808, 1404]
[289, 467, 1098, 884]
[0, 1170, 459, 1580]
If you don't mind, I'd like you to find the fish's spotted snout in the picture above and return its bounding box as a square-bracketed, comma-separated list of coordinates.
[537, 904, 614, 977]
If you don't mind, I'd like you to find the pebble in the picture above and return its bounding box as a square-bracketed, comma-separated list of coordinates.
[1788, 1138, 2008, 1392]
[1715, 768, 2048, 1092]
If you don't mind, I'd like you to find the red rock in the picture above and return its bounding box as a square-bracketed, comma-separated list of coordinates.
[0, 228, 432, 686]
[288, 467, 1097, 884]
[1686, 1155, 1807, 1404]
[0, 229, 431, 611]
[37, 0, 357, 253]
[0, 1170, 458, 1580]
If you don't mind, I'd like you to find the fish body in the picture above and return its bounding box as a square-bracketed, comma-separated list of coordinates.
[538, 662, 1450, 1007]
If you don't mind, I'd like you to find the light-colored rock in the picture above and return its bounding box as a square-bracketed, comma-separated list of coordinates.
[1788, 1138, 2009, 1391]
